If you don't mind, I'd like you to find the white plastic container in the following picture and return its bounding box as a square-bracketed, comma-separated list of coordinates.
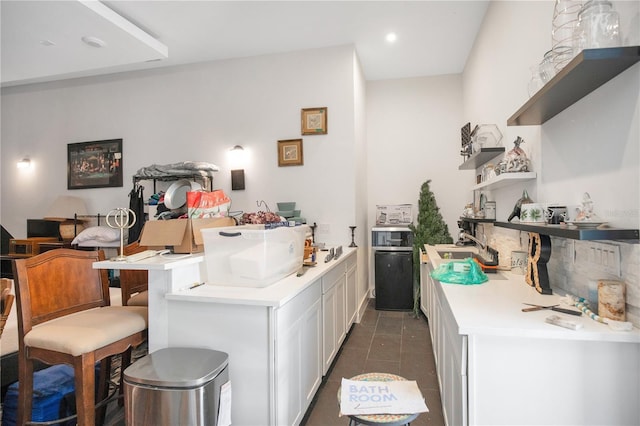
[202, 225, 308, 287]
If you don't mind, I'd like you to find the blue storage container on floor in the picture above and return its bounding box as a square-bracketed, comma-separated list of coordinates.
[2, 364, 76, 426]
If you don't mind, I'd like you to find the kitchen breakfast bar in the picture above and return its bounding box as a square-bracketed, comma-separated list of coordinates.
[94, 248, 358, 426]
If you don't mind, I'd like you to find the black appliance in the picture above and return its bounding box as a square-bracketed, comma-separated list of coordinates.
[371, 227, 414, 311]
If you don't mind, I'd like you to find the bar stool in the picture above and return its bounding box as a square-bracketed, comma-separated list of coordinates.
[13, 248, 148, 426]
[338, 372, 420, 426]
[119, 241, 149, 307]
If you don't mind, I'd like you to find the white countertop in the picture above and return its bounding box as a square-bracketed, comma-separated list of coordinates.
[93, 252, 205, 271]
[424, 244, 640, 344]
[94, 247, 355, 308]
[164, 248, 355, 308]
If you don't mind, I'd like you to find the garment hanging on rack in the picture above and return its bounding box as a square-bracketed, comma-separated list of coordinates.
[128, 185, 145, 243]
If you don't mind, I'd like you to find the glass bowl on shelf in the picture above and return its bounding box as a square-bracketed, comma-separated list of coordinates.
[471, 124, 503, 152]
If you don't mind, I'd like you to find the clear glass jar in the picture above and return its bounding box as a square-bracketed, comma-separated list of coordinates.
[528, 65, 544, 97]
[540, 50, 557, 83]
[552, 0, 583, 50]
[573, 0, 621, 52]
[551, 45, 575, 72]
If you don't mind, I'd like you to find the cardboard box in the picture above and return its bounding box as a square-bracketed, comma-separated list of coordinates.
[375, 204, 413, 225]
[139, 217, 235, 253]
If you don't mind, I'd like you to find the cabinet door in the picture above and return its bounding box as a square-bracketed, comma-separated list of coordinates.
[322, 264, 347, 375]
[346, 261, 357, 328]
[301, 298, 322, 409]
[439, 285, 468, 426]
[276, 280, 322, 425]
[420, 261, 433, 319]
[336, 275, 346, 347]
[322, 285, 338, 375]
[277, 316, 303, 425]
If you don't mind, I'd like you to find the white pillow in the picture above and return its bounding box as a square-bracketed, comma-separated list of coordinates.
[71, 226, 120, 245]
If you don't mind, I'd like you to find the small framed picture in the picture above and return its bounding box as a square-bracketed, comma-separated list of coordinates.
[67, 139, 123, 189]
[278, 139, 304, 167]
[301, 107, 327, 135]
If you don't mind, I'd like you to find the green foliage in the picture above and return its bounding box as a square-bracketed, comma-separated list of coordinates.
[408, 179, 453, 316]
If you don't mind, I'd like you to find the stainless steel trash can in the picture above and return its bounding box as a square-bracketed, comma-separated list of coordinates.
[124, 347, 229, 426]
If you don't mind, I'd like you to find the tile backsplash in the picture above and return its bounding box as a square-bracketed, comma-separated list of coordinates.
[481, 224, 640, 328]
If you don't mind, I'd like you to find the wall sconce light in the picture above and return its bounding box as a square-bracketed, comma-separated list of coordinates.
[17, 158, 31, 169]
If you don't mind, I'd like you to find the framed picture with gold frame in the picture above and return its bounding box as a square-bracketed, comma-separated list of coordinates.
[278, 139, 304, 167]
[301, 107, 327, 135]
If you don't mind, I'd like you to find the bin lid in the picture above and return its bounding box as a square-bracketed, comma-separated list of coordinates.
[124, 347, 229, 388]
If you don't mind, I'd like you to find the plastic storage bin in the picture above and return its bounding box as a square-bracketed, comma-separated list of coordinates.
[124, 347, 230, 426]
[201, 225, 308, 287]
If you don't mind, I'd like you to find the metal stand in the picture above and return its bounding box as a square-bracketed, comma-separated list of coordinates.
[106, 208, 136, 262]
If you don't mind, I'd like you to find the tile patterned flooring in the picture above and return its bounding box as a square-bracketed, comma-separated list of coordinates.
[103, 299, 444, 425]
[302, 299, 445, 425]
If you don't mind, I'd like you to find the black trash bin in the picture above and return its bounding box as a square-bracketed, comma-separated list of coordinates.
[124, 347, 229, 426]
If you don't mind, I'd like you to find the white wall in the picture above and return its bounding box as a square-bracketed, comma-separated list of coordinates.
[463, 0, 640, 326]
[2, 45, 360, 247]
[366, 74, 467, 238]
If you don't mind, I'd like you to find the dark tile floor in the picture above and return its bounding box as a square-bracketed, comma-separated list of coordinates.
[302, 299, 444, 426]
[103, 299, 444, 426]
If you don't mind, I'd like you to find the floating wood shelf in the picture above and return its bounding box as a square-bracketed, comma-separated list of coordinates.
[495, 221, 639, 241]
[508, 46, 640, 126]
[471, 172, 537, 191]
[458, 147, 505, 170]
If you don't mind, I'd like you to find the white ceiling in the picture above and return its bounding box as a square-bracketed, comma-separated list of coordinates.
[1, 1, 490, 87]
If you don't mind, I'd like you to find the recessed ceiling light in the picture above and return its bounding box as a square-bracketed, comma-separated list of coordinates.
[385, 32, 398, 43]
[81, 36, 107, 48]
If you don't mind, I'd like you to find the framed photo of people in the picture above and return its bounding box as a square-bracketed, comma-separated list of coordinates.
[67, 139, 123, 189]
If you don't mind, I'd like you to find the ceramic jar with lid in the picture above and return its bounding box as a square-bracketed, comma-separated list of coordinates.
[573, 0, 621, 52]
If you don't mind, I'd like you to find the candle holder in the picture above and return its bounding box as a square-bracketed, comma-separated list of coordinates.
[106, 207, 136, 261]
[310, 222, 317, 244]
[349, 226, 357, 247]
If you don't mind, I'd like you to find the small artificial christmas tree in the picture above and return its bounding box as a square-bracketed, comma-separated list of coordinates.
[409, 179, 453, 316]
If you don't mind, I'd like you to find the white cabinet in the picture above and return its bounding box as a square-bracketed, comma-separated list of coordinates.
[322, 263, 347, 375]
[422, 255, 470, 426]
[155, 249, 358, 425]
[422, 245, 639, 426]
[276, 280, 323, 425]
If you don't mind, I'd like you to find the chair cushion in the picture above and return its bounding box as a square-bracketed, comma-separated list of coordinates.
[127, 291, 148, 307]
[24, 306, 147, 357]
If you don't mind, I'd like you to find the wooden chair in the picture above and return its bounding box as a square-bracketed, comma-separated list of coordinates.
[1, 278, 14, 338]
[119, 241, 149, 306]
[13, 248, 148, 426]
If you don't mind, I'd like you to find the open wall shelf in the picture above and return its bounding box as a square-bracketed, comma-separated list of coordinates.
[471, 172, 536, 191]
[459, 147, 505, 170]
[508, 46, 640, 126]
[495, 221, 639, 241]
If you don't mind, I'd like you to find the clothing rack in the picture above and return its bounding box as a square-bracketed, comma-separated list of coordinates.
[132, 174, 214, 193]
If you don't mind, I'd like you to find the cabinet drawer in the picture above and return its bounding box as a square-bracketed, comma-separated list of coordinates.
[322, 263, 346, 293]
[346, 251, 357, 270]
